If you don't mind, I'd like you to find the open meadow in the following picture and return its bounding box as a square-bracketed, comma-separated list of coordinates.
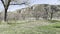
[0, 20, 59, 34]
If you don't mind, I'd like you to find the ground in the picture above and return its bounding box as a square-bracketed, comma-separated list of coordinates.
[0, 20, 60, 34]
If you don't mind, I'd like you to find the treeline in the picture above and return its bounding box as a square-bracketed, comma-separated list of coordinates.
[0, 4, 60, 21]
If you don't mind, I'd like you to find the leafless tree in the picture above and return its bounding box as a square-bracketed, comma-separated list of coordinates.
[42, 4, 48, 20]
[0, 0, 30, 21]
[1, 0, 11, 21]
[50, 5, 60, 20]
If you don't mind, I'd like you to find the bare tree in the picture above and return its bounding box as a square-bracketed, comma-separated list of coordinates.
[32, 4, 45, 20]
[50, 5, 60, 20]
[0, 0, 30, 21]
[42, 4, 49, 20]
[1, 0, 11, 21]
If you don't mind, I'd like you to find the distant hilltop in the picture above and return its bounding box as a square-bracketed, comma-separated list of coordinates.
[1, 4, 60, 12]
[13, 4, 60, 13]
[0, 4, 60, 20]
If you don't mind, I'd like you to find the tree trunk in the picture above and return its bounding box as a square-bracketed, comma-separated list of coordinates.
[50, 11, 53, 20]
[4, 8, 7, 21]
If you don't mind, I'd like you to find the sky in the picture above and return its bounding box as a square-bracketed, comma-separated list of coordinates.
[0, 0, 60, 12]
[30, 0, 60, 5]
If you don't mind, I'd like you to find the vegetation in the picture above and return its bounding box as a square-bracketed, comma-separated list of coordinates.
[0, 20, 59, 34]
[1, 0, 30, 21]
[0, 0, 60, 34]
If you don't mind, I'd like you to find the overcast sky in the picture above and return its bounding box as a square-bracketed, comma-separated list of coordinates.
[0, 0, 60, 12]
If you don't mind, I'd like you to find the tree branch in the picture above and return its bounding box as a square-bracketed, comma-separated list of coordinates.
[7, 0, 11, 9]
[1, 0, 5, 7]
[10, 2, 26, 5]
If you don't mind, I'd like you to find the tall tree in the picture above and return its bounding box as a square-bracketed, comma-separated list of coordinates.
[0, 0, 30, 21]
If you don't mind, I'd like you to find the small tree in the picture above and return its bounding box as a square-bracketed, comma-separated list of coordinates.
[50, 5, 60, 20]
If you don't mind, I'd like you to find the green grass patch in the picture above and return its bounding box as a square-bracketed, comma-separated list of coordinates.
[47, 20, 60, 28]
[51, 23, 60, 28]
[33, 26, 57, 34]
[0, 20, 60, 34]
[48, 20, 60, 23]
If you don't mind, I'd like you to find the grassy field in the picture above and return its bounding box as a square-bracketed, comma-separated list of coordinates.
[0, 20, 60, 34]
